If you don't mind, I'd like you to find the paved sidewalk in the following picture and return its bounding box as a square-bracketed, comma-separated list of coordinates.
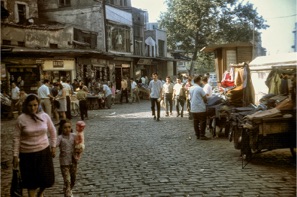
[1, 101, 296, 196]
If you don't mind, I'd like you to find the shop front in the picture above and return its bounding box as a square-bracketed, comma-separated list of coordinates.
[42, 59, 76, 83]
[136, 58, 153, 80]
[1, 59, 42, 94]
[110, 57, 133, 90]
[76, 58, 111, 89]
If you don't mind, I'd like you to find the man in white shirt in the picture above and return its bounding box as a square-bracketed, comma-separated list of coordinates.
[141, 76, 146, 85]
[10, 82, 20, 117]
[162, 76, 174, 116]
[148, 73, 163, 121]
[189, 76, 209, 140]
[202, 76, 213, 98]
[101, 84, 112, 109]
[172, 78, 186, 117]
[38, 79, 54, 117]
[130, 78, 140, 103]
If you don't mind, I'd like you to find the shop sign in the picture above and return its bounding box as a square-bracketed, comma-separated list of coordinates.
[122, 64, 130, 68]
[36, 60, 44, 64]
[53, 61, 64, 68]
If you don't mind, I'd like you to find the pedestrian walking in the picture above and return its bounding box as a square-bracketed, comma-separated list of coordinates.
[56, 119, 77, 197]
[76, 86, 88, 120]
[120, 77, 129, 104]
[189, 76, 209, 140]
[38, 79, 54, 117]
[130, 78, 140, 103]
[185, 77, 193, 120]
[9, 82, 20, 117]
[148, 72, 163, 121]
[55, 83, 67, 121]
[173, 78, 186, 117]
[51, 82, 60, 124]
[61, 78, 72, 120]
[13, 94, 57, 197]
[162, 76, 174, 116]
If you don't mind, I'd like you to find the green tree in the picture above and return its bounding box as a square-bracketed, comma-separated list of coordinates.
[160, 0, 268, 75]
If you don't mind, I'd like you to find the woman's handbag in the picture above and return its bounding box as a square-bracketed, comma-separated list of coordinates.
[10, 169, 22, 197]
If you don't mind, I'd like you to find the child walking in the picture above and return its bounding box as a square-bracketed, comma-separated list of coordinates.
[56, 119, 77, 197]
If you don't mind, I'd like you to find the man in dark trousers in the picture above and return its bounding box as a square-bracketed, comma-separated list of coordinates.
[148, 73, 163, 121]
[189, 75, 209, 140]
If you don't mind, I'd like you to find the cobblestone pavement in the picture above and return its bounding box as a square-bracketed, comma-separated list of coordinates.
[1, 101, 296, 197]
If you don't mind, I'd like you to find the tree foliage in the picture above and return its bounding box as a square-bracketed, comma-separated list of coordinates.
[160, 0, 268, 75]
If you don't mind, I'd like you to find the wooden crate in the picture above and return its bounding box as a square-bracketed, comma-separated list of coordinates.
[259, 117, 295, 136]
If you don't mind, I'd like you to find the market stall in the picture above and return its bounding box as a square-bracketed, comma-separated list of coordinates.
[229, 65, 296, 163]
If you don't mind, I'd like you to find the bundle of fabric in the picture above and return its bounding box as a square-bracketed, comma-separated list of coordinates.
[244, 108, 282, 121]
[275, 98, 295, 111]
[226, 85, 244, 107]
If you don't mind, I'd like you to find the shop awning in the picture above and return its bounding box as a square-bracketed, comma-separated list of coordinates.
[249, 52, 297, 69]
[200, 42, 253, 53]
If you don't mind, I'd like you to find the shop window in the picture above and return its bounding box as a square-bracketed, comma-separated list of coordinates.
[8, 66, 40, 94]
[107, 24, 131, 52]
[95, 67, 110, 82]
[59, 0, 71, 7]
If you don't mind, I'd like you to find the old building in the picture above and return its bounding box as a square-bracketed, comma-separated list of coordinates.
[1, 0, 111, 94]
[38, 0, 111, 88]
[1, 0, 175, 94]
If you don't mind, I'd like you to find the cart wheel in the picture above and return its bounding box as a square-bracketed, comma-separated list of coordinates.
[290, 147, 296, 158]
[224, 122, 230, 138]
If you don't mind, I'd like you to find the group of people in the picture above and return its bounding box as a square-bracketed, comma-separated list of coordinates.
[9, 72, 214, 197]
[37, 78, 75, 123]
[148, 72, 213, 140]
[13, 93, 86, 197]
[119, 77, 141, 104]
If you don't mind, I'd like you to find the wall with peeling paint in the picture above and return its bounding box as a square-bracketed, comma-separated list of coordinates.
[38, 4, 106, 51]
[1, 24, 73, 48]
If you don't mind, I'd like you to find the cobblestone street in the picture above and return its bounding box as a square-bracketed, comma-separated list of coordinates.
[1, 101, 296, 197]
